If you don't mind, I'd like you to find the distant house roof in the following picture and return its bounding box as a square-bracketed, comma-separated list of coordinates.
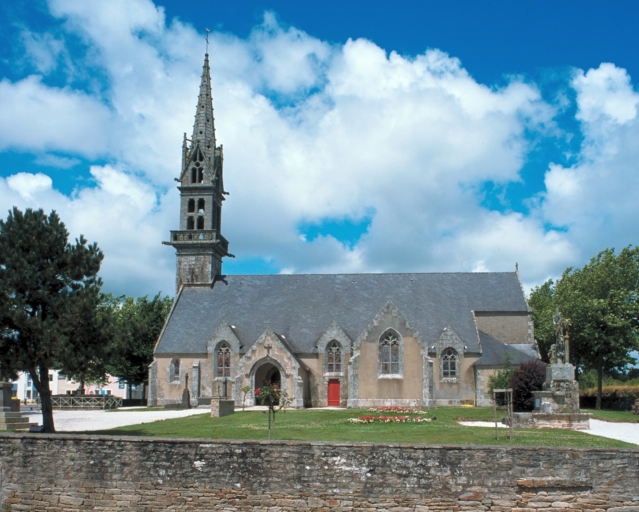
[475, 331, 539, 366]
[155, 272, 529, 355]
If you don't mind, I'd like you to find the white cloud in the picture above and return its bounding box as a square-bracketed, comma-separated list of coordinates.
[6, 172, 53, 200]
[1, 0, 638, 298]
[34, 154, 80, 168]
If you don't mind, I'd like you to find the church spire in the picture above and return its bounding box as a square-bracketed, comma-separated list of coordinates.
[163, 51, 230, 293]
[192, 53, 216, 150]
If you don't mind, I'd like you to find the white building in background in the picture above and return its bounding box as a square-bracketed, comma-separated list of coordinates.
[13, 370, 60, 401]
[12, 372, 144, 402]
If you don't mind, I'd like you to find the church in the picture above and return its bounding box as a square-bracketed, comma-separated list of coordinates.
[148, 54, 539, 409]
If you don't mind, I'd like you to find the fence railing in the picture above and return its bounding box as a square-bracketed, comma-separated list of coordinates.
[51, 395, 122, 410]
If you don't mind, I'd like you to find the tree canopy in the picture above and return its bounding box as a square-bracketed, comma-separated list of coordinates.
[529, 247, 639, 409]
[106, 293, 172, 395]
[0, 208, 106, 432]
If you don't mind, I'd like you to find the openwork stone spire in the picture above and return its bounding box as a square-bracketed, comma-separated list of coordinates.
[192, 54, 216, 151]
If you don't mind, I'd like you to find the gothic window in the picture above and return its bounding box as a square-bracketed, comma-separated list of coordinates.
[326, 341, 342, 373]
[170, 358, 180, 382]
[215, 205, 221, 231]
[380, 331, 400, 375]
[216, 343, 231, 377]
[191, 168, 197, 183]
[196, 216, 204, 230]
[187, 199, 195, 213]
[186, 216, 194, 230]
[198, 168, 204, 183]
[197, 198, 205, 212]
[441, 348, 459, 380]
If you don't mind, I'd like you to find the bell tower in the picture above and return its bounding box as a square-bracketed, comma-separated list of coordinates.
[164, 53, 230, 292]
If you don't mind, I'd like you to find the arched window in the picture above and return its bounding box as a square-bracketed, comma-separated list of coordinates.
[191, 168, 197, 183]
[441, 348, 459, 379]
[187, 199, 195, 213]
[326, 341, 341, 373]
[196, 216, 204, 230]
[217, 343, 231, 377]
[198, 168, 204, 183]
[380, 331, 400, 374]
[215, 205, 221, 231]
[197, 198, 205, 212]
[170, 358, 180, 382]
[186, 216, 194, 230]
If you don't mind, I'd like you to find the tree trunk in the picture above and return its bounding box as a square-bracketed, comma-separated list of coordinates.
[596, 354, 603, 410]
[30, 365, 56, 433]
[127, 383, 132, 400]
[78, 375, 85, 395]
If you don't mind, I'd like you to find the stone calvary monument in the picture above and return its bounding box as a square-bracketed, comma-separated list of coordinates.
[514, 308, 590, 429]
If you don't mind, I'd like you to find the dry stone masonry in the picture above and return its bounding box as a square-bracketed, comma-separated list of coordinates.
[1, 433, 638, 511]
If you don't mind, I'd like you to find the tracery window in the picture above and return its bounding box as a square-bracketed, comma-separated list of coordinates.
[380, 331, 400, 375]
[217, 343, 231, 377]
[441, 348, 459, 380]
[326, 341, 342, 373]
[170, 358, 180, 382]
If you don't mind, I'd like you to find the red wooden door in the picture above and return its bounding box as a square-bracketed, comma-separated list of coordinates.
[327, 379, 340, 406]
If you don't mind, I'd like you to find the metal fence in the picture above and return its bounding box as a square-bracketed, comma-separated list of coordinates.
[51, 395, 122, 410]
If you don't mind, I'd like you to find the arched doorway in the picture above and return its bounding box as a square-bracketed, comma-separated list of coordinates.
[254, 362, 281, 405]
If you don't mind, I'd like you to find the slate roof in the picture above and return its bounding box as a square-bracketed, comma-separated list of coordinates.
[155, 272, 529, 355]
[475, 331, 539, 366]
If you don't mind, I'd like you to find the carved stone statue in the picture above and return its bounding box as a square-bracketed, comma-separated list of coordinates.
[552, 307, 570, 365]
[548, 344, 557, 364]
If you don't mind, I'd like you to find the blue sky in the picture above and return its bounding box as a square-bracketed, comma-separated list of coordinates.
[0, 0, 638, 303]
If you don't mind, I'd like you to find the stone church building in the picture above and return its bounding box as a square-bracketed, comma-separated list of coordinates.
[148, 54, 539, 409]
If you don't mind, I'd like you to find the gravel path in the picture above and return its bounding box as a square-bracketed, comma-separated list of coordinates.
[457, 419, 638, 446]
[24, 407, 208, 432]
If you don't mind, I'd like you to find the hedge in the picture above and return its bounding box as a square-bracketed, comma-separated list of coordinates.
[580, 385, 639, 410]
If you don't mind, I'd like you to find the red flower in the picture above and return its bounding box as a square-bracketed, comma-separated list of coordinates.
[255, 389, 260, 395]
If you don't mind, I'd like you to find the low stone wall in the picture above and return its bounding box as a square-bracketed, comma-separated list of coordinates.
[0, 433, 638, 511]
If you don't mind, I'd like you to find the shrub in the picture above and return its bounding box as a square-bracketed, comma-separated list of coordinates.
[580, 385, 639, 411]
[632, 399, 639, 415]
[488, 355, 513, 406]
[510, 360, 547, 411]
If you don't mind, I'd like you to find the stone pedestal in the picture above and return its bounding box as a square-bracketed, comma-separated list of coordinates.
[533, 364, 580, 413]
[0, 381, 35, 431]
[511, 363, 590, 430]
[211, 398, 234, 418]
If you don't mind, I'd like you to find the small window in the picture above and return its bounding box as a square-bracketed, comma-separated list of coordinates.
[171, 358, 180, 382]
[187, 217, 194, 230]
[197, 216, 204, 230]
[217, 344, 231, 377]
[118, 381, 125, 389]
[191, 168, 197, 183]
[326, 341, 341, 373]
[187, 199, 195, 213]
[198, 168, 204, 183]
[197, 198, 205, 212]
[380, 331, 400, 374]
[441, 348, 459, 380]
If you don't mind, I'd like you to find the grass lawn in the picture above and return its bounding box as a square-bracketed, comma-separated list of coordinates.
[582, 409, 639, 423]
[86, 406, 637, 448]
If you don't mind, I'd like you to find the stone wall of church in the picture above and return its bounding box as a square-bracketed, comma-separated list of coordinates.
[474, 312, 533, 344]
[430, 353, 478, 405]
[357, 335, 424, 406]
[1, 434, 638, 511]
[152, 355, 208, 406]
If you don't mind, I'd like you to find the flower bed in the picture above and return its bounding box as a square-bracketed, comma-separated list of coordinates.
[348, 415, 431, 424]
[368, 406, 422, 414]
[632, 398, 639, 415]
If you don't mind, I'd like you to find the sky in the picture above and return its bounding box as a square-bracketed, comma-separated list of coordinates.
[0, 0, 638, 300]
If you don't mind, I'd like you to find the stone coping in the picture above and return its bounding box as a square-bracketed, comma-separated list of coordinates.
[1, 431, 637, 453]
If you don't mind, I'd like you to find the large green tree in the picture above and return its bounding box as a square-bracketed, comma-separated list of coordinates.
[529, 247, 639, 409]
[0, 208, 105, 432]
[107, 293, 172, 398]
